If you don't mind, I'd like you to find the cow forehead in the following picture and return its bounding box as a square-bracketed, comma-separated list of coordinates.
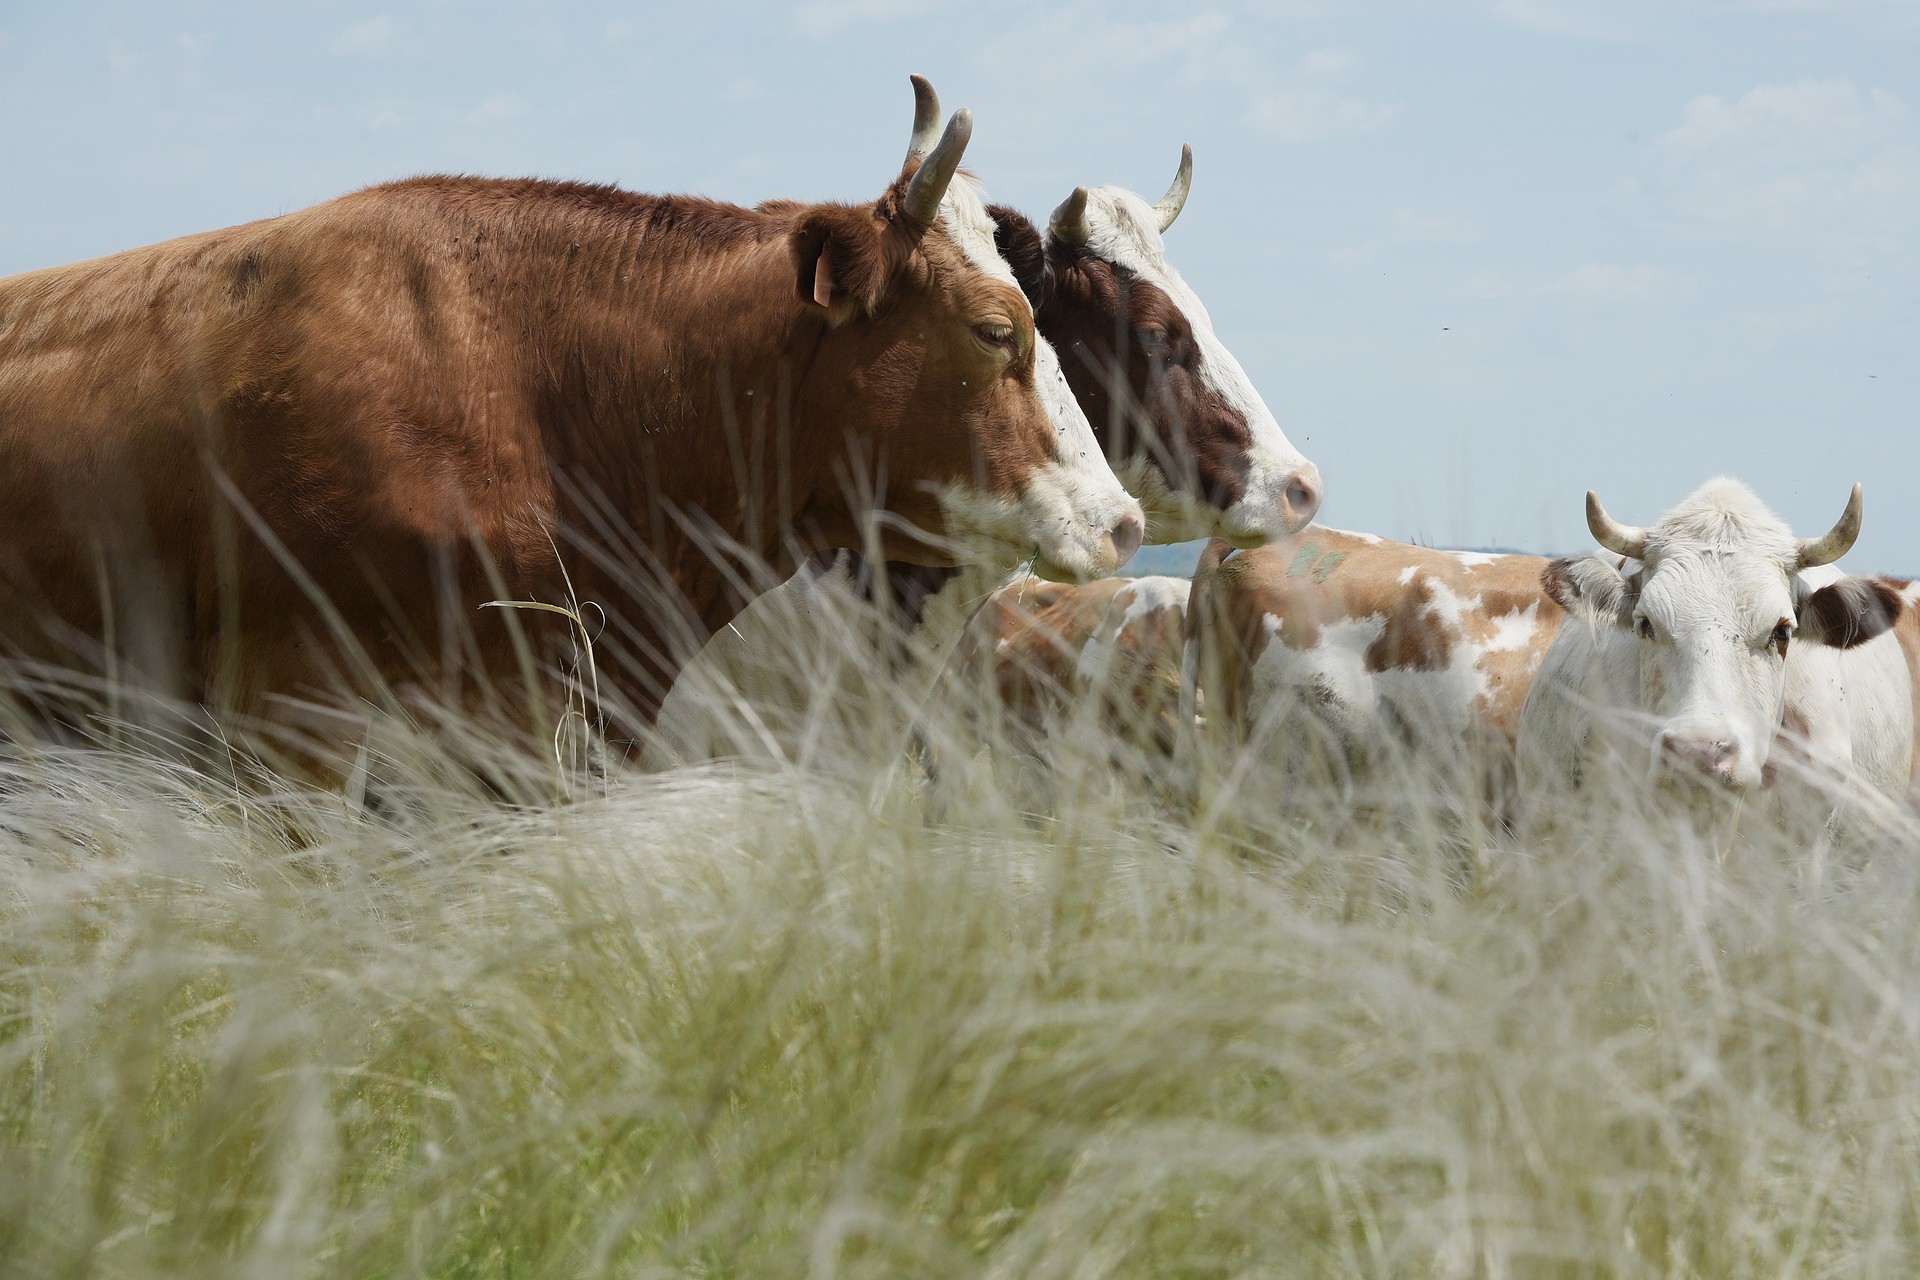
[1072, 185, 1286, 449]
[1075, 187, 1213, 331]
[1640, 551, 1793, 627]
[936, 174, 1026, 304]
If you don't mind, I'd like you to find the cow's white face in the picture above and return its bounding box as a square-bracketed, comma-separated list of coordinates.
[1542, 479, 1901, 793]
[933, 176, 1143, 582]
[1625, 551, 1795, 790]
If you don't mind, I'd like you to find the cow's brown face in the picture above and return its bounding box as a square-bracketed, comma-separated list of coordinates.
[990, 190, 1320, 548]
[1040, 250, 1252, 516]
[785, 175, 1140, 583]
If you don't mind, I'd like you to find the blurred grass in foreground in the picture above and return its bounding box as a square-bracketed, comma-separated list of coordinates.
[4, 606, 1920, 1279]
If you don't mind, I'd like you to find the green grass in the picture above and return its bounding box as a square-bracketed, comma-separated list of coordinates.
[4, 644, 1920, 1278]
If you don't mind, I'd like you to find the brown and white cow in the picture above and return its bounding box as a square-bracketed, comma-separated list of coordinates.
[945, 573, 1190, 757]
[0, 83, 1140, 744]
[1182, 527, 1564, 795]
[1517, 479, 1910, 821]
[652, 96, 1319, 764]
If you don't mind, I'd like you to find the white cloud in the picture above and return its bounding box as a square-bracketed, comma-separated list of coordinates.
[334, 15, 400, 58]
[1645, 78, 1920, 246]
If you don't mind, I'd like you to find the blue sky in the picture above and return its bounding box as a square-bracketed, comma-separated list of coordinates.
[3, 1, 1915, 567]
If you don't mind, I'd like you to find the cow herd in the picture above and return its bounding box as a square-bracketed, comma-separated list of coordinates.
[0, 75, 1909, 833]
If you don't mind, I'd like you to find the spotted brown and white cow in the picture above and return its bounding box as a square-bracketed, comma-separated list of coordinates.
[1181, 526, 1564, 798]
[946, 573, 1190, 757]
[0, 80, 1140, 749]
[1516, 479, 1911, 824]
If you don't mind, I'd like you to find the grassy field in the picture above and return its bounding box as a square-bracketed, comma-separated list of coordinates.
[4, 627, 1920, 1278]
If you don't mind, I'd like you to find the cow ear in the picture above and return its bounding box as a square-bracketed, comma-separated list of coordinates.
[790, 207, 886, 316]
[1542, 554, 1635, 625]
[988, 202, 1047, 309]
[1795, 574, 1903, 649]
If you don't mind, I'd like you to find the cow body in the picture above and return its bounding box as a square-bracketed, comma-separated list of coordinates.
[0, 103, 1141, 743]
[952, 574, 1189, 756]
[1182, 527, 1563, 793]
[1516, 479, 1910, 826]
[654, 142, 1319, 764]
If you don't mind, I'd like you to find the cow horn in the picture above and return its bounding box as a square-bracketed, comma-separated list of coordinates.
[1154, 143, 1193, 232]
[1796, 483, 1864, 568]
[901, 108, 971, 231]
[1586, 491, 1649, 560]
[1049, 186, 1091, 248]
[905, 74, 941, 163]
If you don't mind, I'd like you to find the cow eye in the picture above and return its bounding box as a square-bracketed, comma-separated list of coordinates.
[1635, 615, 1654, 640]
[973, 323, 1017, 355]
[1138, 327, 1173, 357]
[1770, 621, 1793, 654]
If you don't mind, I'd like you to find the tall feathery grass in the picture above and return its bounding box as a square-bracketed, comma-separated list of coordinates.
[4, 571, 1920, 1279]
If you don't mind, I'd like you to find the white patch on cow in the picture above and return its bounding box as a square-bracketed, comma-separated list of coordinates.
[1452, 551, 1497, 567]
[1065, 186, 1318, 545]
[1397, 566, 1418, 585]
[1121, 574, 1188, 620]
[933, 176, 1141, 583]
[1482, 600, 1543, 654]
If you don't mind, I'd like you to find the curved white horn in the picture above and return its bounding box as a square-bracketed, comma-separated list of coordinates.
[1586, 490, 1649, 560]
[1048, 186, 1091, 248]
[1153, 143, 1193, 232]
[901, 108, 971, 230]
[1796, 483, 1864, 568]
[905, 74, 941, 163]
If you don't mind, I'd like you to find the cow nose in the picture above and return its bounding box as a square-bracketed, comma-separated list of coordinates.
[1659, 732, 1738, 785]
[1106, 509, 1144, 568]
[1283, 464, 1323, 528]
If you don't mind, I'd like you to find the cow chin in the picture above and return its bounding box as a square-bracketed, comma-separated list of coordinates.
[937, 469, 1143, 585]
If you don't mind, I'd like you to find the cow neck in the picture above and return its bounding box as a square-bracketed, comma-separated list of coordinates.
[514, 193, 835, 559]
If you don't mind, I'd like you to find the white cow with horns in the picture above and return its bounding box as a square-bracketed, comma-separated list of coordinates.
[1517, 478, 1912, 821]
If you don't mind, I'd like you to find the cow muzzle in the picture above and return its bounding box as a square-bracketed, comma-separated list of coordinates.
[1219, 457, 1324, 548]
[941, 465, 1145, 584]
[1656, 731, 1745, 790]
[1033, 503, 1144, 584]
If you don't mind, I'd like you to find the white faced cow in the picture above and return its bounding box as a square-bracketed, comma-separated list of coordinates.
[1517, 478, 1911, 821]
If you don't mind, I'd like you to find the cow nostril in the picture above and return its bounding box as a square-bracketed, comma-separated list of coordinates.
[1108, 510, 1144, 567]
[1660, 733, 1739, 782]
[1284, 467, 1322, 526]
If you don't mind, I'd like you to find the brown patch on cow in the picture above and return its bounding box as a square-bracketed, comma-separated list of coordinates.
[1801, 576, 1904, 649]
[1540, 558, 1576, 609]
[1362, 576, 1453, 674]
